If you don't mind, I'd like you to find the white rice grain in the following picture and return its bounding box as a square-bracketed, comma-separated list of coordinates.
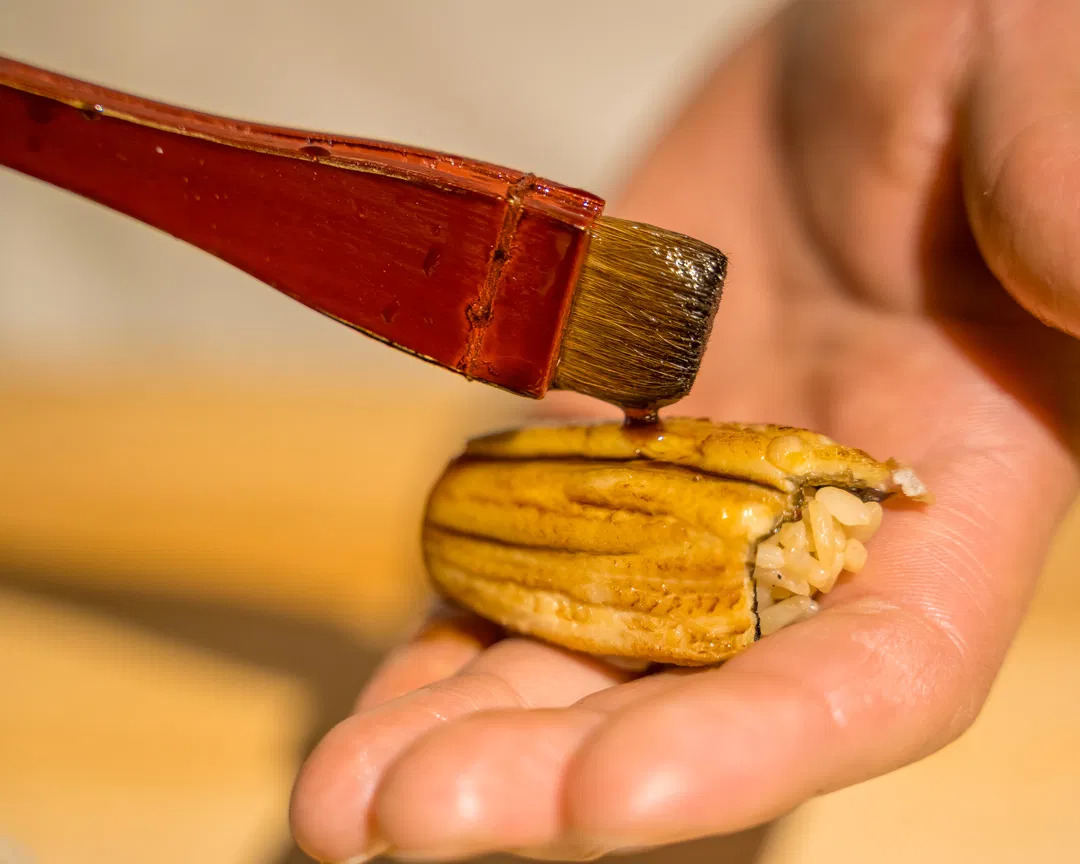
[843, 537, 868, 572]
[815, 486, 871, 526]
[755, 543, 786, 571]
[756, 581, 775, 611]
[776, 521, 808, 551]
[753, 565, 812, 596]
[848, 502, 883, 543]
[806, 499, 838, 572]
[753, 485, 887, 638]
[760, 595, 819, 636]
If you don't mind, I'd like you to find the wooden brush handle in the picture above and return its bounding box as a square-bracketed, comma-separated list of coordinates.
[0, 56, 604, 396]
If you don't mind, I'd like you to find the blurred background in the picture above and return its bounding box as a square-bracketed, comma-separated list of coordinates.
[1, 1, 1078, 862]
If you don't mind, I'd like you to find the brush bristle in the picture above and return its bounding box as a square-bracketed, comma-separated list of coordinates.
[552, 216, 727, 410]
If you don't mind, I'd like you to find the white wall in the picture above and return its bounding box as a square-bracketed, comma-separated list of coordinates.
[0, 0, 776, 381]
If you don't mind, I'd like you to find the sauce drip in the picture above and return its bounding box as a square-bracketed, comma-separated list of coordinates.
[622, 406, 659, 427]
[622, 406, 665, 450]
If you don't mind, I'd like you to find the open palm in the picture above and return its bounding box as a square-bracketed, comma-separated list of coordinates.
[291, 2, 1080, 860]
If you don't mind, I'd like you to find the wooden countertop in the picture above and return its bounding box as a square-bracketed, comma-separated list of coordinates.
[2, 369, 1077, 863]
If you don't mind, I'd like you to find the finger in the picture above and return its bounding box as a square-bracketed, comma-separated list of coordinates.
[366, 399, 1077, 858]
[370, 668, 693, 861]
[963, 0, 1080, 336]
[778, 0, 977, 311]
[374, 706, 608, 861]
[290, 637, 629, 863]
[354, 601, 501, 712]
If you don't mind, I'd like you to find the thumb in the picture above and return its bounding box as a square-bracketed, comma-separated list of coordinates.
[963, 0, 1080, 337]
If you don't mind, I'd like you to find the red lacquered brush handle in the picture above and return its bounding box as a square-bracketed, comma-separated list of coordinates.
[0, 56, 604, 396]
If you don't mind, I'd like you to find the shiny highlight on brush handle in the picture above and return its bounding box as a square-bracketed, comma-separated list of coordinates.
[0, 56, 604, 396]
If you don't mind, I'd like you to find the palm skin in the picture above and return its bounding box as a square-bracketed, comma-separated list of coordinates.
[291, 1, 1080, 861]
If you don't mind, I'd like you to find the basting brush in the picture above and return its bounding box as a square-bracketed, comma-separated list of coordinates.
[0, 56, 726, 414]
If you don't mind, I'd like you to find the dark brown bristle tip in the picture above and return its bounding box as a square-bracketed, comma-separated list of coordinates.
[553, 216, 727, 410]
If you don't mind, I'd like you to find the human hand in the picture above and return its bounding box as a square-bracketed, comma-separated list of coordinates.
[291, 1, 1080, 859]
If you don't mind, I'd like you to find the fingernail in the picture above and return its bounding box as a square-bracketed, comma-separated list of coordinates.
[379, 845, 494, 862]
[380, 851, 447, 862]
[336, 840, 389, 864]
[513, 843, 614, 860]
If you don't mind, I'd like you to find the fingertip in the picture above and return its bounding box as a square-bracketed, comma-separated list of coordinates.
[293, 635, 628, 861]
[290, 714, 384, 864]
[374, 709, 605, 859]
[292, 607, 501, 861]
[963, 0, 1080, 337]
[965, 113, 1080, 337]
